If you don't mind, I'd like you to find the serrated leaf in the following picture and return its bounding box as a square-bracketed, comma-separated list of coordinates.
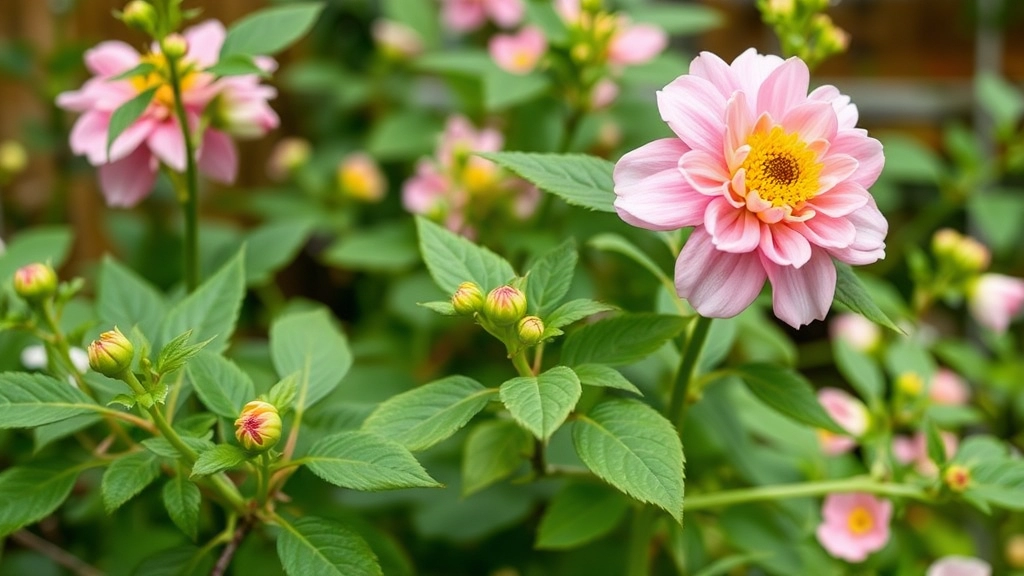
[304, 431, 441, 490]
[277, 516, 383, 576]
[574, 364, 643, 396]
[573, 399, 685, 523]
[0, 372, 105, 428]
[270, 309, 352, 412]
[545, 299, 616, 330]
[833, 261, 902, 333]
[97, 255, 167, 337]
[0, 464, 84, 536]
[462, 419, 532, 496]
[186, 352, 255, 419]
[731, 364, 844, 433]
[561, 313, 687, 366]
[832, 339, 884, 404]
[157, 330, 212, 375]
[499, 366, 581, 441]
[220, 3, 325, 58]
[362, 376, 496, 451]
[160, 249, 245, 354]
[191, 444, 249, 477]
[416, 216, 516, 293]
[526, 238, 577, 314]
[107, 86, 157, 156]
[269, 374, 298, 412]
[480, 152, 615, 212]
[142, 436, 215, 459]
[536, 481, 631, 549]
[102, 451, 161, 513]
[163, 475, 201, 541]
[417, 301, 457, 315]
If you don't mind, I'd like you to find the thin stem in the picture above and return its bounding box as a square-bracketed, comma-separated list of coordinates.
[40, 301, 93, 397]
[10, 530, 103, 576]
[258, 453, 272, 504]
[626, 506, 657, 576]
[667, 315, 713, 435]
[684, 476, 933, 512]
[165, 50, 201, 292]
[211, 516, 253, 576]
[511, 352, 534, 377]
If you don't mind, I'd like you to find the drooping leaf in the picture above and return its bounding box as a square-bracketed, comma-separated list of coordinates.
[270, 309, 352, 412]
[0, 372, 105, 428]
[833, 261, 902, 333]
[220, 3, 325, 58]
[561, 313, 687, 366]
[525, 238, 577, 314]
[186, 352, 255, 419]
[163, 475, 201, 541]
[160, 249, 246, 354]
[416, 216, 516, 293]
[0, 463, 84, 536]
[480, 152, 615, 212]
[535, 481, 631, 549]
[304, 431, 441, 490]
[191, 444, 249, 477]
[499, 366, 582, 441]
[731, 363, 844, 433]
[277, 516, 383, 576]
[462, 419, 533, 496]
[574, 364, 643, 396]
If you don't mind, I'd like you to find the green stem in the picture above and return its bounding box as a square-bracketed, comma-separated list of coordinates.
[258, 453, 272, 504]
[684, 476, 932, 512]
[165, 50, 201, 292]
[667, 315, 713, 435]
[511, 351, 534, 377]
[40, 302, 94, 397]
[626, 506, 657, 576]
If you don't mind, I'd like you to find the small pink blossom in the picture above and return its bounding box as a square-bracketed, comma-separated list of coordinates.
[830, 313, 880, 353]
[441, 0, 524, 33]
[591, 79, 620, 109]
[489, 26, 547, 75]
[817, 387, 869, 455]
[929, 368, 970, 406]
[816, 493, 892, 562]
[892, 431, 958, 476]
[607, 21, 667, 66]
[613, 49, 887, 328]
[926, 556, 991, 576]
[968, 273, 1024, 334]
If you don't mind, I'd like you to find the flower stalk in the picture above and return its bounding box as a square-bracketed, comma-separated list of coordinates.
[163, 41, 201, 293]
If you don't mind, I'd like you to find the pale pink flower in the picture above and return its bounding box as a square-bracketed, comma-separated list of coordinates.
[591, 79, 620, 109]
[892, 431, 958, 476]
[57, 20, 278, 207]
[372, 19, 424, 59]
[613, 49, 887, 328]
[817, 387, 869, 455]
[556, 0, 666, 67]
[816, 493, 892, 562]
[926, 556, 991, 576]
[441, 0, 524, 32]
[929, 368, 970, 406]
[489, 26, 547, 75]
[830, 313, 880, 353]
[968, 273, 1024, 334]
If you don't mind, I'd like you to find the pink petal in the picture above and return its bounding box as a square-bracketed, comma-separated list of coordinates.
[555, 0, 580, 22]
[657, 75, 727, 155]
[790, 214, 857, 249]
[806, 181, 870, 218]
[442, 0, 487, 31]
[827, 198, 887, 265]
[674, 227, 766, 318]
[147, 121, 188, 172]
[184, 20, 227, 68]
[829, 129, 884, 188]
[97, 146, 157, 207]
[809, 85, 859, 130]
[759, 223, 812, 267]
[609, 23, 667, 66]
[756, 57, 810, 121]
[84, 41, 139, 76]
[485, 0, 524, 28]
[818, 153, 859, 193]
[729, 48, 785, 107]
[780, 101, 838, 145]
[614, 139, 708, 230]
[762, 248, 836, 328]
[679, 149, 731, 196]
[724, 92, 753, 164]
[689, 51, 740, 100]
[198, 129, 238, 183]
[109, 117, 157, 163]
[705, 197, 761, 253]
[69, 111, 112, 165]
[402, 160, 449, 214]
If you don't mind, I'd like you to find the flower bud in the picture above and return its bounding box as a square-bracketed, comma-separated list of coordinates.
[371, 19, 424, 59]
[337, 153, 386, 203]
[121, 0, 157, 34]
[0, 140, 28, 179]
[968, 273, 1024, 334]
[953, 236, 991, 272]
[160, 34, 188, 60]
[764, 0, 796, 18]
[483, 285, 527, 326]
[1006, 535, 1024, 569]
[87, 327, 134, 377]
[943, 464, 971, 493]
[266, 138, 311, 182]
[517, 316, 545, 346]
[931, 228, 961, 259]
[812, 14, 849, 53]
[13, 263, 58, 302]
[234, 400, 282, 452]
[451, 281, 485, 315]
[896, 372, 924, 397]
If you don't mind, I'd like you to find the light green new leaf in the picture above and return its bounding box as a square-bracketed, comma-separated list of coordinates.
[574, 364, 643, 396]
[833, 262, 901, 333]
[106, 86, 157, 155]
[220, 3, 324, 58]
[0, 372, 104, 428]
[832, 339, 884, 405]
[97, 255, 166, 337]
[163, 475, 201, 541]
[462, 419, 532, 496]
[191, 444, 249, 477]
[160, 249, 245, 354]
[536, 481, 631, 549]
[573, 399, 685, 523]
[0, 464, 84, 536]
[361, 376, 496, 451]
[545, 299, 616, 331]
[500, 366, 581, 441]
[526, 238, 577, 314]
[277, 516, 383, 576]
[732, 363, 844, 433]
[187, 352, 255, 419]
[270, 309, 352, 412]
[561, 313, 687, 366]
[304, 431, 441, 491]
[142, 436, 215, 460]
[0, 226, 72, 281]
[416, 216, 516, 293]
[480, 152, 615, 212]
[976, 72, 1024, 135]
[101, 451, 161, 513]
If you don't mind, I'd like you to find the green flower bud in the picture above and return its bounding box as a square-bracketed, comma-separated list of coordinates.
[267, 137, 312, 182]
[483, 285, 527, 326]
[13, 263, 58, 302]
[0, 140, 28, 179]
[235, 400, 282, 452]
[121, 0, 157, 34]
[517, 316, 545, 346]
[943, 464, 971, 493]
[87, 327, 135, 377]
[161, 33, 188, 60]
[451, 281, 485, 315]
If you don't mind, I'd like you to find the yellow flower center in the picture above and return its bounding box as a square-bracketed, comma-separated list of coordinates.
[741, 126, 822, 207]
[130, 53, 198, 109]
[461, 161, 499, 195]
[512, 50, 534, 71]
[847, 506, 874, 535]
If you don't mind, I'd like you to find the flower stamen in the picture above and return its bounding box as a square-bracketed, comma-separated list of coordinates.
[847, 506, 874, 535]
[741, 126, 822, 208]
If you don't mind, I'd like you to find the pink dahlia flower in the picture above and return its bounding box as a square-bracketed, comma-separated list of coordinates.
[926, 556, 991, 576]
[968, 273, 1024, 334]
[57, 20, 279, 207]
[441, 0, 524, 33]
[489, 26, 547, 75]
[613, 49, 887, 328]
[817, 387, 869, 456]
[929, 368, 970, 406]
[816, 493, 892, 562]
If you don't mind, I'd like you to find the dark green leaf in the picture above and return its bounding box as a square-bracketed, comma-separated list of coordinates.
[0, 463, 84, 536]
[304, 431, 441, 490]
[732, 363, 844, 433]
[107, 86, 157, 156]
[480, 152, 615, 212]
[277, 516, 383, 576]
[499, 366, 581, 441]
[535, 481, 631, 549]
[160, 248, 246, 354]
[545, 299, 616, 331]
[416, 216, 517, 293]
[205, 54, 268, 77]
[270, 309, 352, 411]
[574, 364, 643, 396]
[0, 372, 104, 428]
[191, 444, 249, 477]
[462, 419, 532, 495]
[526, 238, 577, 314]
[187, 352, 255, 419]
[221, 3, 325, 58]
[101, 451, 160, 512]
[561, 313, 687, 366]
[163, 475, 201, 540]
[97, 255, 167, 337]
[833, 261, 902, 333]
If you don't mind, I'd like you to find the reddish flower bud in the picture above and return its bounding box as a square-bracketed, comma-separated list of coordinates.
[943, 464, 971, 493]
[483, 285, 527, 326]
[13, 263, 58, 303]
[87, 327, 134, 377]
[235, 401, 282, 452]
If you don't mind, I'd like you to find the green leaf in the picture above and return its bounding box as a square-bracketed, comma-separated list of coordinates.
[160, 248, 245, 354]
[220, 3, 324, 58]
[101, 451, 161, 513]
[588, 233, 672, 287]
[877, 133, 944, 184]
[0, 372, 104, 428]
[270, 309, 353, 412]
[976, 72, 1024, 135]
[417, 301, 457, 315]
[574, 364, 643, 396]
[480, 152, 615, 212]
[525, 238, 577, 314]
[833, 261, 902, 333]
[322, 222, 419, 272]
[967, 190, 1024, 255]
[186, 352, 255, 419]
[191, 444, 249, 477]
[0, 464, 84, 536]
[525, 0, 568, 43]
[361, 376, 496, 451]
[97, 255, 167, 337]
[484, 69, 550, 110]
[0, 226, 73, 281]
[304, 431, 441, 490]
[244, 219, 314, 285]
[163, 475, 201, 540]
[383, 0, 439, 47]
[142, 436, 215, 459]
[545, 299, 616, 330]
[205, 54, 268, 77]
[415, 216, 517, 293]
[269, 374, 299, 412]
[693, 552, 773, 576]
[109, 62, 157, 81]
[561, 313, 687, 366]
[106, 86, 157, 156]
[499, 366, 582, 441]
[535, 481, 631, 549]
[277, 516, 383, 576]
[367, 110, 444, 161]
[630, 4, 723, 35]
[924, 420, 948, 468]
[731, 363, 844, 433]
[156, 330, 212, 375]
[462, 419, 532, 495]
[832, 339, 884, 404]
[573, 399, 685, 523]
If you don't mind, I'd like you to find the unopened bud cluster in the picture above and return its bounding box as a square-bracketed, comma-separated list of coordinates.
[450, 282, 546, 348]
[235, 400, 282, 452]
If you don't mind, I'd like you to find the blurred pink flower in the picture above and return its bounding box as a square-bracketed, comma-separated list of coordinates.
[968, 273, 1024, 334]
[926, 556, 991, 576]
[613, 49, 887, 328]
[489, 26, 547, 74]
[929, 368, 970, 406]
[830, 313, 880, 353]
[57, 20, 278, 207]
[441, 0, 524, 32]
[591, 79, 620, 109]
[817, 387, 869, 455]
[555, 0, 666, 68]
[816, 493, 892, 562]
[892, 431, 958, 476]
